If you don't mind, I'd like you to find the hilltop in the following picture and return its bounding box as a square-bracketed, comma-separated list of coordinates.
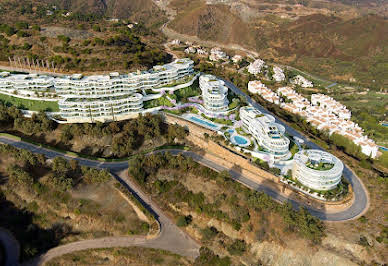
[167, 1, 388, 89]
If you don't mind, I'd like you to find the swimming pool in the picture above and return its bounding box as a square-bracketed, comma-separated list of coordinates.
[186, 115, 220, 130]
[227, 129, 235, 134]
[231, 135, 250, 147]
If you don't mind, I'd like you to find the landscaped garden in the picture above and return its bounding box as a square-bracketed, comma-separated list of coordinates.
[0, 93, 59, 112]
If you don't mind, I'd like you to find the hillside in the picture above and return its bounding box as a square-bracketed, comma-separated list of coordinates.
[43, 0, 164, 22]
[169, 2, 256, 47]
[168, 2, 388, 88]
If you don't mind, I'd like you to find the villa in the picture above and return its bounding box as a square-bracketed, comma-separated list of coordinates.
[248, 81, 279, 104]
[232, 55, 243, 64]
[272, 66, 285, 82]
[290, 75, 313, 88]
[292, 150, 343, 191]
[209, 47, 229, 62]
[256, 86, 378, 158]
[185, 47, 196, 54]
[311, 93, 351, 120]
[247, 59, 265, 75]
[199, 74, 229, 115]
[240, 106, 290, 160]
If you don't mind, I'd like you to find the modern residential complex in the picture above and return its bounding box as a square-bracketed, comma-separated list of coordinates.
[250, 84, 378, 158]
[0, 58, 195, 123]
[199, 74, 229, 115]
[0, 72, 54, 95]
[240, 106, 290, 160]
[292, 150, 343, 191]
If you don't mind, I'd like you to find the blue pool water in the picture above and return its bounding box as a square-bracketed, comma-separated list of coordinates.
[227, 129, 235, 134]
[379, 146, 388, 151]
[233, 135, 248, 145]
[188, 116, 219, 130]
[382, 123, 388, 127]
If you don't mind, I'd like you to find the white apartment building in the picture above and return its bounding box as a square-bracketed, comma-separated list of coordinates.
[272, 66, 285, 82]
[0, 58, 195, 123]
[275, 87, 378, 158]
[185, 47, 196, 54]
[248, 81, 279, 104]
[240, 106, 290, 160]
[199, 74, 229, 115]
[196, 48, 208, 56]
[209, 47, 229, 62]
[248, 59, 265, 75]
[311, 93, 351, 120]
[0, 72, 54, 94]
[292, 150, 343, 191]
[57, 58, 194, 122]
[290, 75, 313, 88]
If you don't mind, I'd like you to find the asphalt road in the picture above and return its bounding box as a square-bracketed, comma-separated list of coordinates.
[221, 78, 369, 221]
[22, 168, 200, 266]
[0, 135, 368, 222]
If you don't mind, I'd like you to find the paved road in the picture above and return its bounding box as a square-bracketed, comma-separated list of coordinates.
[221, 78, 369, 221]
[0, 139, 200, 266]
[0, 228, 20, 266]
[0, 135, 368, 222]
[23, 168, 200, 266]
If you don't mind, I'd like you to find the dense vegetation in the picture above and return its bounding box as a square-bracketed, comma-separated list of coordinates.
[128, 152, 326, 263]
[0, 0, 169, 72]
[0, 144, 126, 261]
[0, 103, 187, 158]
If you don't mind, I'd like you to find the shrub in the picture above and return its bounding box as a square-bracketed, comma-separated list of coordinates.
[227, 239, 247, 256]
[194, 247, 231, 266]
[176, 215, 192, 227]
[201, 226, 219, 241]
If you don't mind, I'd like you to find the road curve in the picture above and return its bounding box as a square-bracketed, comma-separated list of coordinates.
[22, 170, 200, 266]
[221, 78, 369, 221]
[0, 135, 368, 222]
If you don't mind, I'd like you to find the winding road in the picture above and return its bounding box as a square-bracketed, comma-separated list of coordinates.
[0, 79, 369, 266]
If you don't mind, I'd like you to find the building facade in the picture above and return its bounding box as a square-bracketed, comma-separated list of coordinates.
[292, 149, 343, 191]
[199, 74, 229, 115]
[240, 106, 290, 160]
[0, 72, 54, 94]
[0, 58, 195, 123]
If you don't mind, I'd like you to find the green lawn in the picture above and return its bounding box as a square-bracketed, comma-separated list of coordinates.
[0, 93, 59, 112]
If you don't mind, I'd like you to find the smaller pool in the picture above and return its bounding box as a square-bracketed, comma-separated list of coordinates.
[231, 135, 250, 147]
[185, 115, 220, 130]
[379, 146, 388, 151]
[227, 129, 235, 134]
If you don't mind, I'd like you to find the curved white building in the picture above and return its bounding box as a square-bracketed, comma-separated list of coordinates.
[59, 93, 143, 122]
[292, 149, 343, 191]
[199, 74, 229, 115]
[240, 106, 290, 160]
[0, 72, 54, 93]
[0, 58, 195, 123]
